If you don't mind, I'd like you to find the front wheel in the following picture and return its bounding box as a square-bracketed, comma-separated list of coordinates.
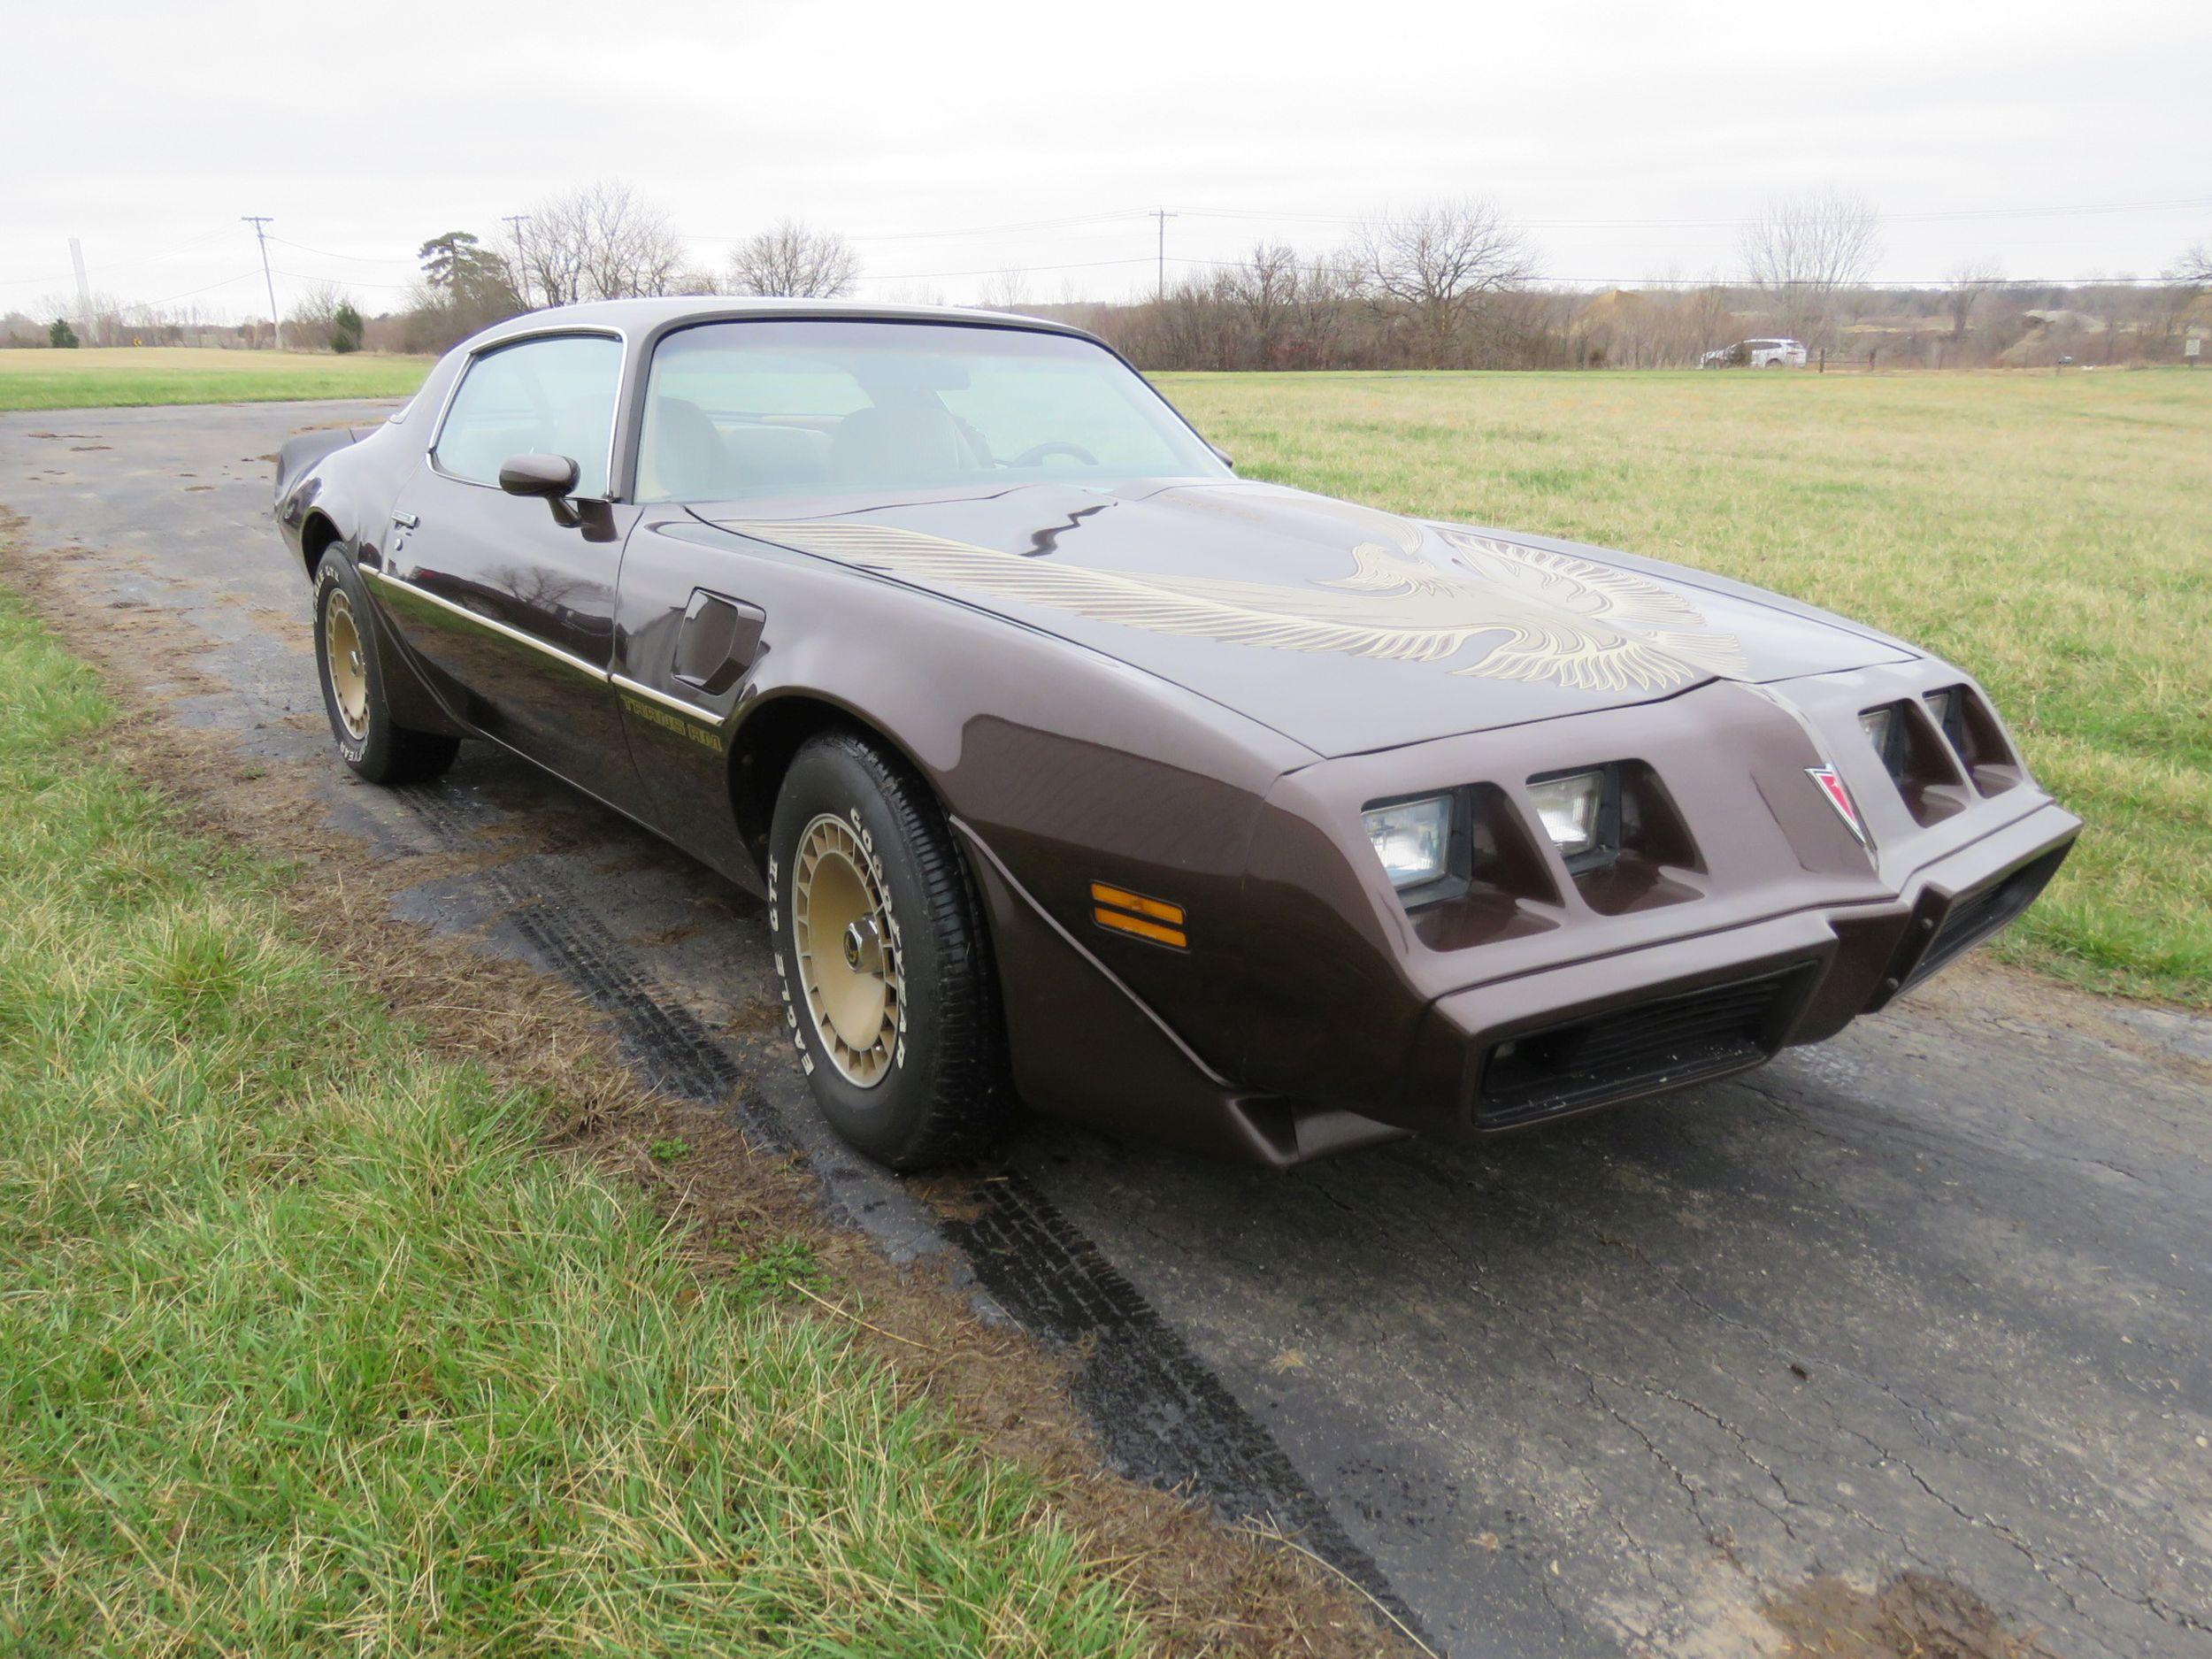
[769, 730, 1011, 1169]
[312, 553, 459, 785]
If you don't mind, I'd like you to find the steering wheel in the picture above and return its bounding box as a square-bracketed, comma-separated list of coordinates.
[1004, 440, 1097, 468]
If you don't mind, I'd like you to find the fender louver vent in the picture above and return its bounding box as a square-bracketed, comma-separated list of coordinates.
[1477, 964, 1815, 1128]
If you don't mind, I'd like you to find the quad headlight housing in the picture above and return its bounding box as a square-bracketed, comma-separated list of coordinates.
[1364, 765, 1619, 902]
[1362, 794, 1454, 891]
[1525, 769, 1605, 860]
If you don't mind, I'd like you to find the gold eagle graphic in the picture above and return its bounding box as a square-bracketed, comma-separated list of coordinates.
[730, 513, 1747, 693]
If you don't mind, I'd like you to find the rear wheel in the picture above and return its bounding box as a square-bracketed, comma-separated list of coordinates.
[312, 553, 459, 785]
[769, 730, 1010, 1169]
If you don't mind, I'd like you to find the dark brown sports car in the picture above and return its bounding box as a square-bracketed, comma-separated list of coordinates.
[273, 299, 2078, 1168]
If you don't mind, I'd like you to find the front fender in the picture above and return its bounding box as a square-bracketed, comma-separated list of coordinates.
[741, 577, 1308, 1087]
[612, 516, 1315, 1096]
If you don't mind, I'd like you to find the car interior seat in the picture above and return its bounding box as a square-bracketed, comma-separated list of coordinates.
[829, 403, 978, 483]
[722, 424, 832, 488]
[641, 396, 733, 501]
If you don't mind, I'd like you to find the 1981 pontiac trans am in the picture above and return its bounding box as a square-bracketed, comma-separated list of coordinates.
[274, 299, 2078, 1169]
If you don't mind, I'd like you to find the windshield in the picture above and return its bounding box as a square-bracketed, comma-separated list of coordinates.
[634, 319, 1226, 502]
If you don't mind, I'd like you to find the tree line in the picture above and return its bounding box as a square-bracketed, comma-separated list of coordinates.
[12, 180, 2208, 371]
[303, 180, 2212, 373]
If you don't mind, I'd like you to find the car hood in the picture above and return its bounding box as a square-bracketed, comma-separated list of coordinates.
[694, 480, 1914, 757]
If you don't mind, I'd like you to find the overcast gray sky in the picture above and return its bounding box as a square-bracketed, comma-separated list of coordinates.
[7, 0, 2207, 322]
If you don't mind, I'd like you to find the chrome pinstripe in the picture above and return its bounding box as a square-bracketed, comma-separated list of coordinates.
[362, 566, 728, 728]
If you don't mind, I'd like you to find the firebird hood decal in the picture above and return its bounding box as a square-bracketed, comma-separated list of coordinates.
[728, 515, 1750, 696]
[703, 482, 1909, 756]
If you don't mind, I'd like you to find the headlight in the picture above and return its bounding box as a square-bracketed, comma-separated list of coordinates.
[1859, 706, 1895, 757]
[1526, 770, 1603, 858]
[1363, 795, 1452, 890]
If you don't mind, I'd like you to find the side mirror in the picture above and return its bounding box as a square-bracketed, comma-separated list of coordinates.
[1210, 442, 1235, 470]
[498, 452, 583, 526]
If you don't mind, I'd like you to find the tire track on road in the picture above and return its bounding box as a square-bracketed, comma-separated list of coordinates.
[383, 776, 1437, 1652]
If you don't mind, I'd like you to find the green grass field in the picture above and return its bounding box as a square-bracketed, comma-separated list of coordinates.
[1159, 368, 2211, 1006]
[0, 347, 427, 411]
[0, 592, 1152, 1654]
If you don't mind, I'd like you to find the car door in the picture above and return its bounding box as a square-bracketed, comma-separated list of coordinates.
[376, 330, 641, 801]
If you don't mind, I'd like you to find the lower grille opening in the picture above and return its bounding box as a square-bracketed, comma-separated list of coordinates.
[1905, 844, 2070, 989]
[1477, 964, 1815, 1129]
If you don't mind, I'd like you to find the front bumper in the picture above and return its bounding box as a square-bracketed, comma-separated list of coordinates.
[1405, 800, 2078, 1135]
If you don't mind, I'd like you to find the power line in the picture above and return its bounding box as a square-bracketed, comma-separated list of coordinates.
[855, 209, 1152, 243]
[1149, 255, 2200, 289]
[265, 233, 417, 266]
[128, 269, 267, 309]
[271, 267, 414, 292]
[9, 188, 2202, 312]
[241, 217, 280, 348]
[866, 256, 1158, 282]
[0, 224, 244, 289]
[502, 215, 532, 308]
[1149, 208, 1178, 300]
[689, 208, 1156, 247]
[1162, 193, 2212, 232]
[1523, 273, 2197, 288]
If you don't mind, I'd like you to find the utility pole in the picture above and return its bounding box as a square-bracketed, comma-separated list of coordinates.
[1149, 208, 1177, 301]
[502, 214, 532, 308]
[68, 238, 94, 346]
[242, 216, 280, 349]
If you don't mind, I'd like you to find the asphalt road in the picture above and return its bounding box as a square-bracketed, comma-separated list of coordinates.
[5, 402, 2208, 1658]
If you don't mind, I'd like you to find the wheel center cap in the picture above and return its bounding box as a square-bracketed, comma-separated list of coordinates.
[841, 916, 883, 976]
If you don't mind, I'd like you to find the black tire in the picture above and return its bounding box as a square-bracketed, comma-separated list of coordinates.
[769, 730, 1010, 1169]
[312, 552, 460, 785]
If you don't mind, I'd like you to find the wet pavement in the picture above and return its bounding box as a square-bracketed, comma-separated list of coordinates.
[5, 401, 2208, 1658]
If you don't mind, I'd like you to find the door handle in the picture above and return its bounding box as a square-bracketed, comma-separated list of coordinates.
[391, 511, 419, 529]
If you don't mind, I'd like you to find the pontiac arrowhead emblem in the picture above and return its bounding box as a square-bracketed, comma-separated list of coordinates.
[1807, 765, 1870, 845]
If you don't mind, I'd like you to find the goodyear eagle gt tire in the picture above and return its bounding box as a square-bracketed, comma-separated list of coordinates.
[770, 730, 1010, 1169]
[312, 552, 460, 785]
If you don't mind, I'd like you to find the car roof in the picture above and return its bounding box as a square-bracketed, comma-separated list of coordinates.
[467, 296, 1102, 350]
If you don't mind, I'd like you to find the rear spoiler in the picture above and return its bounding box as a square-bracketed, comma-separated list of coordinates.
[272, 426, 362, 502]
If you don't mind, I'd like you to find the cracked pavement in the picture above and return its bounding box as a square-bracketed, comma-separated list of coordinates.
[5, 401, 2208, 1657]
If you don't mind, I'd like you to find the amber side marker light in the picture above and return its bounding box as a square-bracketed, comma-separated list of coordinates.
[1090, 881, 1188, 949]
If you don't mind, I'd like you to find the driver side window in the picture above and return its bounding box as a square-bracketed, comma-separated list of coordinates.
[434, 334, 623, 497]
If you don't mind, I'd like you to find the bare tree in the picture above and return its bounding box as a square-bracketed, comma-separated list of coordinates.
[1686, 279, 1737, 364]
[287, 280, 354, 349]
[1291, 252, 1360, 368]
[726, 219, 859, 298]
[520, 181, 686, 304]
[974, 268, 1030, 313]
[1355, 197, 1535, 365]
[2154, 243, 2211, 352]
[1738, 187, 1882, 345]
[1945, 259, 2004, 341]
[1224, 242, 1301, 366]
